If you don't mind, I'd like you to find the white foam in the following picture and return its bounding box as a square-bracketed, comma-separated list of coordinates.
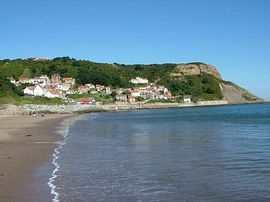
[47, 115, 88, 202]
[47, 128, 69, 202]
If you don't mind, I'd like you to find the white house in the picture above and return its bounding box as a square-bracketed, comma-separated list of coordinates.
[130, 90, 140, 97]
[23, 85, 45, 96]
[44, 89, 62, 98]
[128, 96, 136, 103]
[38, 75, 50, 86]
[23, 86, 35, 95]
[57, 83, 70, 91]
[183, 95, 191, 103]
[130, 77, 148, 84]
[116, 94, 128, 102]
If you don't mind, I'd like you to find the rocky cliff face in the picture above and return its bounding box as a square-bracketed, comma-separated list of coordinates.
[175, 63, 263, 104]
[176, 63, 222, 79]
[220, 82, 263, 104]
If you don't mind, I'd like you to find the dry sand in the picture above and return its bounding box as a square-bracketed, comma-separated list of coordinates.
[0, 114, 75, 202]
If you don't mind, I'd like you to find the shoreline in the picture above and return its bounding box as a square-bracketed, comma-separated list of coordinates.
[0, 114, 75, 202]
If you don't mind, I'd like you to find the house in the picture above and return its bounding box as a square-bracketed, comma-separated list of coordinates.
[130, 77, 148, 84]
[31, 57, 51, 61]
[57, 83, 71, 91]
[44, 89, 63, 98]
[23, 85, 45, 96]
[105, 87, 112, 95]
[78, 85, 90, 94]
[51, 74, 61, 83]
[8, 77, 17, 85]
[19, 77, 31, 84]
[23, 86, 35, 95]
[66, 89, 76, 95]
[183, 95, 191, 103]
[163, 94, 174, 100]
[96, 84, 105, 92]
[116, 94, 128, 102]
[63, 77, 75, 86]
[76, 98, 96, 105]
[128, 95, 136, 103]
[86, 83, 96, 90]
[130, 90, 140, 97]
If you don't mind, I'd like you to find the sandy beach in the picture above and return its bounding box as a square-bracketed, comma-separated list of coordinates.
[0, 114, 75, 202]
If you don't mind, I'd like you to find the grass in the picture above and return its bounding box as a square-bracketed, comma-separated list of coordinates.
[0, 94, 64, 105]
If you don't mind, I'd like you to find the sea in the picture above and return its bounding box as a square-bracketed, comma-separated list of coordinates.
[42, 104, 270, 201]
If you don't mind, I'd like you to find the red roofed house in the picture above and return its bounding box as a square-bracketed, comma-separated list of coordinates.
[78, 85, 90, 94]
[63, 77, 75, 85]
[128, 95, 136, 103]
[76, 98, 96, 105]
[44, 89, 64, 99]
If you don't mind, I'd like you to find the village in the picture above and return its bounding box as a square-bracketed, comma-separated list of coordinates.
[9, 74, 192, 105]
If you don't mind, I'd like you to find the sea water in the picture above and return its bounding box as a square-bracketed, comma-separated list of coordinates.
[50, 104, 270, 201]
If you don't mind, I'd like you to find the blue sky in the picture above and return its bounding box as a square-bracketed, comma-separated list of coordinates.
[1, 0, 269, 99]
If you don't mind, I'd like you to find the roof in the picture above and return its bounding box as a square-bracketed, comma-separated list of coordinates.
[77, 98, 94, 102]
[63, 77, 74, 81]
[48, 89, 62, 95]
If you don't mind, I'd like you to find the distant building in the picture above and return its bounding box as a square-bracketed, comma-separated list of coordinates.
[128, 95, 136, 103]
[77, 85, 90, 94]
[116, 94, 128, 102]
[63, 77, 75, 86]
[105, 86, 112, 95]
[96, 84, 105, 92]
[130, 90, 140, 97]
[130, 77, 148, 84]
[76, 98, 96, 105]
[183, 95, 191, 103]
[31, 57, 51, 61]
[51, 74, 61, 83]
[44, 89, 63, 98]
[23, 85, 45, 96]
[19, 77, 31, 84]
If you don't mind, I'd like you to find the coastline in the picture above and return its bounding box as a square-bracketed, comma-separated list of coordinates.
[0, 114, 75, 202]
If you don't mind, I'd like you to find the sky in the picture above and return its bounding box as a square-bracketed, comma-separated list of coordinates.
[0, 0, 269, 99]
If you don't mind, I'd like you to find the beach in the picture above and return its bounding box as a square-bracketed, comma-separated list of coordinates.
[0, 114, 74, 202]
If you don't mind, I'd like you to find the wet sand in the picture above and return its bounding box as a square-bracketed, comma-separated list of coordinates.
[0, 114, 75, 202]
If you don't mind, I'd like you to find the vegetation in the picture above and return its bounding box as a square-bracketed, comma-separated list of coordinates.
[68, 93, 114, 104]
[0, 71, 64, 105]
[0, 57, 224, 104]
[158, 74, 223, 101]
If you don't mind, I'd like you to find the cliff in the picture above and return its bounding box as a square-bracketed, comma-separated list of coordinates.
[176, 63, 222, 79]
[174, 62, 263, 104]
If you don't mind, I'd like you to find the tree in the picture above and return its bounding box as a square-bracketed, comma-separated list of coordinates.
[21, 67, 31, 78]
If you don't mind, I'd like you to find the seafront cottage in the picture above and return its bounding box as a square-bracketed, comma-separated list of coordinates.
[184, 95, 191, 103]
[116, 94, 128, 102]
[44, 89, 64, 99]
[76, 98, 96, 105]
[23, 85, 45, 96]
[18, 73, 176, 104]
[128, 95, 136, 103]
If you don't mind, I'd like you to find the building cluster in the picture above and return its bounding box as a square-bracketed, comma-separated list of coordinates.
[9, 75, 182, 104]
[115, 77, 174, 103]
[115, 84, 174, 103]
[18, 74, 76, 99]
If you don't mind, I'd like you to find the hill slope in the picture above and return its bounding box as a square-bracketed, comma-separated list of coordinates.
[0, 57, 263, 104]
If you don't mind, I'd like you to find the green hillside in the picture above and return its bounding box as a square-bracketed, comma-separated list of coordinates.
[0, 57, 223, 104]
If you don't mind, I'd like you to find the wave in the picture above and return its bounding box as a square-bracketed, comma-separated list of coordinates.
[47, 128, 69, 202]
